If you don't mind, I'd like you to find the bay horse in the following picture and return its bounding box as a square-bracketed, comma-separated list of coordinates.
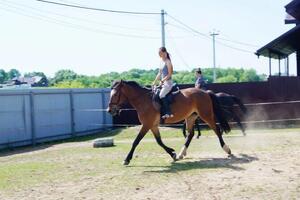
[107, 80, 232, 165]
[183, 92, 247, 137]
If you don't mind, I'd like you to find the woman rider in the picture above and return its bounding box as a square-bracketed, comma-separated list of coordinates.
[152, 47, 174, 119]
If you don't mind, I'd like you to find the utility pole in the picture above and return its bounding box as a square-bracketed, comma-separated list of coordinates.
[161, 9, 166, 47]
[210, 31, 219, 82]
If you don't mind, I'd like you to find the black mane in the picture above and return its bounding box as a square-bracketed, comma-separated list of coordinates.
[111, 80, 151, 91]
[123, 80, 151, 91]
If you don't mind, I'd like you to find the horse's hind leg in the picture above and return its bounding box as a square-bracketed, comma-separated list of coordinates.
[195, 117, 201, 138]
[182, 122, 187, 138]
[178, 114, 198, 160]
[214, 122, 232, 155]
[201, 115, 232, 156]
[151, 126, 177, 161]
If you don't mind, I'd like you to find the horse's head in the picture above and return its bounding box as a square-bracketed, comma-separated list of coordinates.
[107, 80, 128, 116]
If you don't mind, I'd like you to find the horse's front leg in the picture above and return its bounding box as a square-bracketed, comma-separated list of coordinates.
[123, 125, 149, 165]
[178, 115, 197, 160]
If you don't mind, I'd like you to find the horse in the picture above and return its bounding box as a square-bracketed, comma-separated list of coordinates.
[107, 80, 232, 165]
[182, 92, 247, 138]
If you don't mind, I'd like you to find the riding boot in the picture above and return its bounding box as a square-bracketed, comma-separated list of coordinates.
[161, 97, 173, 119]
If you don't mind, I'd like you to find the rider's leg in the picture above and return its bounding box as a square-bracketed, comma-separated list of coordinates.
[159, 81, 173, 118]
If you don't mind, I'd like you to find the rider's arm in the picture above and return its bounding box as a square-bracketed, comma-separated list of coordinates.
[152, 69, 162, 85]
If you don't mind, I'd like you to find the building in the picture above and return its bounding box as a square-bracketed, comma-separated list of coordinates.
[0, 76, 48, 88]
[256, 0, 300, 77]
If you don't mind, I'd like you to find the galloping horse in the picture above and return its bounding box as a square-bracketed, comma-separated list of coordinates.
[107, 80, 232, 165]
[183, 92, 247, 137]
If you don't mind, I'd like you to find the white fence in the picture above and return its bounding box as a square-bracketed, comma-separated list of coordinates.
[0, 88, 112, 149]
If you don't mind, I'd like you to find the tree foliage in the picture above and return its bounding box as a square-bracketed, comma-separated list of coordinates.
[7, 69, 21, 80]
[0, 67, 267, 88]
[51, 69, 78, 85]
[51, 67, 266, 88]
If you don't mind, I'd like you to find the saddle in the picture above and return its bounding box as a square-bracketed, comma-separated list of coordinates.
[152, 83, 180, 113]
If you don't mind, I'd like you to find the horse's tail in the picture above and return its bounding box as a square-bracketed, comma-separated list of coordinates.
[209, 93, 231, 133]
[232, 96, 247, 114]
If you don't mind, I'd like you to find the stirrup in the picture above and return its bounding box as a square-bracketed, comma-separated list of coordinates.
[162, 114, 169, 119]
[162, 113, 174, 119]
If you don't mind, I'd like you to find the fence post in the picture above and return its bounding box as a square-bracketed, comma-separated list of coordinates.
[69, 90, 75, 137]
[29, 91, 36, 146]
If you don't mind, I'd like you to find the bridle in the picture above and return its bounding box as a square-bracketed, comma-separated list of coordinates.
[109, 82, 123, 106]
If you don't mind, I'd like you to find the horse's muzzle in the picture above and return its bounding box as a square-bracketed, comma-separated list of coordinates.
[107, 105, 120, 116]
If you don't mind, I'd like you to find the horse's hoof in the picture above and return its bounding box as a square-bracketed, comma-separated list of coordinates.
[123, 160, 130, 165]
[228, 149, 232, 155]
[177, 155, 184, 160]
[172, 152, 178, 162]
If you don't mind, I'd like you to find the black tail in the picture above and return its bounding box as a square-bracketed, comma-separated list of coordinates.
[232, 96, 247, 114]
[209, 93, 231, 133]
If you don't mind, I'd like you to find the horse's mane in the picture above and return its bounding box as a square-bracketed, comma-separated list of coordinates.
[124, 80, 151, 92]
[111, 80, 151, 92]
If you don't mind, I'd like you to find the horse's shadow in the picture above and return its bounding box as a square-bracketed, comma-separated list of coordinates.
[131, 154, 258, 173]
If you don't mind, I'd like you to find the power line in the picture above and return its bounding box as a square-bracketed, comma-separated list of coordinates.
[167, 23, 199, 37]
[216, 40, 255, 54]
[217, 37, 260, 48]
[36, 0, 161, 15]
[0, 2, 160, 39]
[167, 13, 257, 54]
[167, 14, 210, 39]
[4, 0, 159, 32]
[166, 28, 190, 69]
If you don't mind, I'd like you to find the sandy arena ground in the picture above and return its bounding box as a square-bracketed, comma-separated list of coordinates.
[0, 128, 299, 200]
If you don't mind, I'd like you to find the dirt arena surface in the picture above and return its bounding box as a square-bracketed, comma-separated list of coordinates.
[0, 128, 299, 200]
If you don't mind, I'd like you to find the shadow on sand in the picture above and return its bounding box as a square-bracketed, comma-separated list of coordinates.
[129, 154, 259, 173]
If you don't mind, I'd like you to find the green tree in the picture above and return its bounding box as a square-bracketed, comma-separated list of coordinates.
[240, 69, 261, 82]
[0, 69, 7, 83]
[48, 67, 266, 88]
[51, 69, 77, 84]
[7, 69, 21, 80]
[217, 75, 238, 83]
[53, 80, 85, 88]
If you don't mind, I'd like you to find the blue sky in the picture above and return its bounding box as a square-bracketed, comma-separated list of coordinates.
[0, 0, 295, 77]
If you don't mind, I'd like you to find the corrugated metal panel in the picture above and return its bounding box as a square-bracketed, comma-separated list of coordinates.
[73, 93, 102, 132]
[0, 88, 112, 149]
[34, 94, 72, 138]
[0, 95, 31, 144]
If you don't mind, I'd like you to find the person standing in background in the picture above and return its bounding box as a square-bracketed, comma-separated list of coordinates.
[195, 68, 207, 90]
